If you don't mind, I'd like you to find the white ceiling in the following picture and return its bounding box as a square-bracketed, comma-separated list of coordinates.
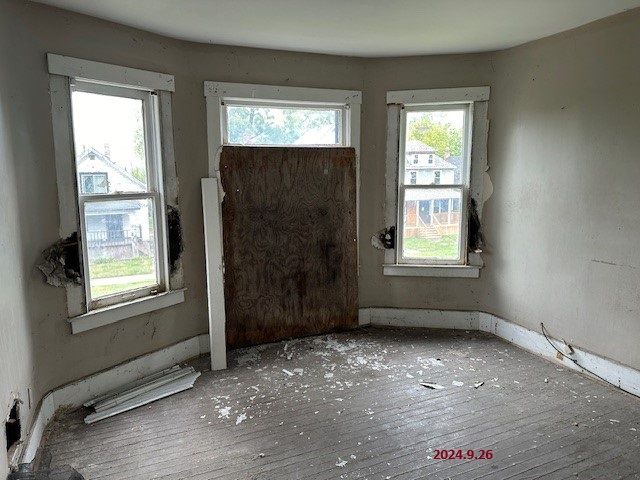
[33, 0, 640, 57]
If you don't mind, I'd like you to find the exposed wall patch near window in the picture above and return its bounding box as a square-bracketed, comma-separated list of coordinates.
[371, 226, 396, 250]
[167, 205, 184, 273]
[468, 198, 484, 253]
[37, 232, 82, 287]
[5, 400, 20, 453]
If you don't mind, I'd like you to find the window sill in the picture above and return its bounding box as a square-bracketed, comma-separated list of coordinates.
[68, 289, 186, 334]
[383, 264, 480, 278]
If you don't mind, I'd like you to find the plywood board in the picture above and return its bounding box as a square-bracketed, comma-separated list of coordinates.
[220, 146, 358, 347]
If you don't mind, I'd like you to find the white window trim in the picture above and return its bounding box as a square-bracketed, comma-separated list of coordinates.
[48, 54, 184, 333]
[383, 86, 490, 278]
[202, 81, 361, 371]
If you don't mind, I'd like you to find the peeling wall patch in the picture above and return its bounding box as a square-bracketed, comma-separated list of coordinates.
[167, 205, 184, 273]
[371, 226, 395, 250]
[468, 199, 484, 253]
[37, 232, 82, 287]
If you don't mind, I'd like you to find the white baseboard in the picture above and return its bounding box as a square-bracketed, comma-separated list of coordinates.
[21, 333, 210, 465]
[363, 308, 640, 398]
[361, 307, 478, 330]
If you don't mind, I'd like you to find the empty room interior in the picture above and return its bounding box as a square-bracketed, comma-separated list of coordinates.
[2, 0, 640, 478]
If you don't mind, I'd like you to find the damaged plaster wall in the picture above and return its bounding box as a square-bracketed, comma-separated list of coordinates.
[359, 53, 495, 311]
[482, 9, 640, 370]
[0, 0, 365, 434]
[0, 13, 37, 474]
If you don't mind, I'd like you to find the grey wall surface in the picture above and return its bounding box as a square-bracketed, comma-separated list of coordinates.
[1, 2, 640, 469]
[0, 7, 38, 471]
[482, 10, 640, 370]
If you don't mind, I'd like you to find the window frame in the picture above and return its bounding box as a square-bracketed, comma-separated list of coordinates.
[383, 86, 490, 278]
[221, 99, 348, 147]
[48, 54, 184, 333]
[397, 103, 472, 266]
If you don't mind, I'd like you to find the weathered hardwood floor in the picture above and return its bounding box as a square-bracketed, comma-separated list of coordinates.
[41, 327, 640, 479]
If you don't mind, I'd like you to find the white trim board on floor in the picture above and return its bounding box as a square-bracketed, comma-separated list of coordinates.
[21, 334, 210, 465]
[360, 308, 640, 398]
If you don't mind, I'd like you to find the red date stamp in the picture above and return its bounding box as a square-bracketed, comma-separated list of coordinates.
[433, 449, 493, 460]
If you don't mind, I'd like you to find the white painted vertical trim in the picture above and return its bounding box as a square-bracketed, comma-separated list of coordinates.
[205, 95, 223, 178]
[49, 74, 85, 316]
[383, 104, 401, 265]
[201, 178, 227, 371]
[349, 102, 362, 273]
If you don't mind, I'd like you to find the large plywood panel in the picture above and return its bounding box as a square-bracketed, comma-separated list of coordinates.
[220, 146, 358, 347]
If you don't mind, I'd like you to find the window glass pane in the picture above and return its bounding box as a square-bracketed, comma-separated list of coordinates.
[71, 91, 148, 193]
[226, 104, 342, 145]
[402, 188, 462, 260]
[84, 199, 158, 299]
[404, 109, 465, 185]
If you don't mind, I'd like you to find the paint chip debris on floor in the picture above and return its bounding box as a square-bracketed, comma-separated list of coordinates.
[38, 327, 640, 479]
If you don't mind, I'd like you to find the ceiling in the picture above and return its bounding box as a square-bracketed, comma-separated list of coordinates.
[32, 0, 640, 57]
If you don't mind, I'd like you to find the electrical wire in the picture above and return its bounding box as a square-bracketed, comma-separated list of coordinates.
[540, 322, 624, 392]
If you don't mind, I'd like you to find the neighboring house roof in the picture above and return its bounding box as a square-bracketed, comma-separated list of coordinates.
[77, 147, 146, 191]
[405, 139, 436, 154]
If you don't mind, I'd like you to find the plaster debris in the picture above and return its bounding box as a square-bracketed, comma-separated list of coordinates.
[283, 369, 294, 376]
[420, 382, 445, 390]
[335, 458, 348, 467]
[236, 413, 247, 425]
[452, 381, 464, 387]
[218, 406, 231, 418]
[324, 373, 334, 379]
[474, 381, 484, 389]
[371, 226, 395, 250]
[37, 233, 82, 287]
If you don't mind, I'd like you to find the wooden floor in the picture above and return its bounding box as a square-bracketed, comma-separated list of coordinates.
[40, 327, 640, 479]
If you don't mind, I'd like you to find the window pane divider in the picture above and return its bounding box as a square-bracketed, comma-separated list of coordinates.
[79, 192, 158, 203]
[401, 184, 466, 190]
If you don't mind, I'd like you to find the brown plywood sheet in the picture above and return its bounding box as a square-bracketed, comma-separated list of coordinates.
[220, 146, 358, 347]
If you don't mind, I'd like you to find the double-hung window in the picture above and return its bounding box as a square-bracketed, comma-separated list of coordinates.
[71, 81, 166, 309]
[384, 87, 490, 277]
[48, 54, 183, 333]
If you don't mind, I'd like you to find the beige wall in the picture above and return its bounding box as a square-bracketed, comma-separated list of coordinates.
[2, 3, 640, 466]
[482, 9, 640, 369]
[0, 10, 37, 471]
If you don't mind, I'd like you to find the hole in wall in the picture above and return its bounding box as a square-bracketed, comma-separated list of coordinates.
[6, 400, 20, 452]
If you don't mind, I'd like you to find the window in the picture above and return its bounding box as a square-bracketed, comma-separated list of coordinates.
[204, 82, 361, 175]
[410, 171, 417, 185]
[69, 82, 166, 310]
[80, 172, 108, 194]
[225, 103, 344, 146]
[413, 154, 419, 164]
[383, 87, 489, 277]
[49, 54, 184, 332]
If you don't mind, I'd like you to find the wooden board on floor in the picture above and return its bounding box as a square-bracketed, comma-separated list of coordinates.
[219, 146, 358, 347]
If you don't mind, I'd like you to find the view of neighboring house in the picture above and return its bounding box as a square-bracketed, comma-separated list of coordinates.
[403, 140, 462, 239]
[76, 146, 153, 260]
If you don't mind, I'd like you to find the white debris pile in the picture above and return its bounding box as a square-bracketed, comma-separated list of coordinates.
[83, 365, 201, 424]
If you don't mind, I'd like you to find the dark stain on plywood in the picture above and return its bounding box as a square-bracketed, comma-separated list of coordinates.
[220, 146, 358, 347]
